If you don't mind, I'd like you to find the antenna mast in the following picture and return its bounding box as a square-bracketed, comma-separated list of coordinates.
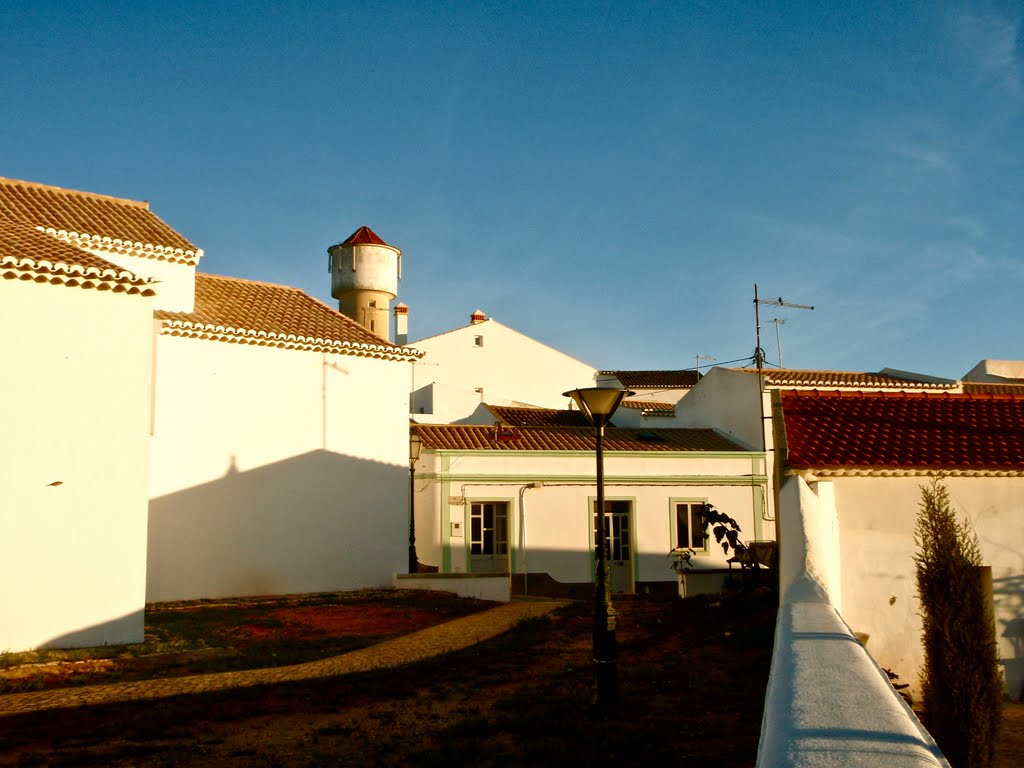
[695, 354, 716, 376]
[753, 284, 814, 449]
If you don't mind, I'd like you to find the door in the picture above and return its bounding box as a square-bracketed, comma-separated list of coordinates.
[594, 500, 633, 594]
[470, 501, 509, 573]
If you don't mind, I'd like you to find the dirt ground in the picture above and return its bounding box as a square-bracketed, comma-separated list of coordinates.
[0, 591, 777, 767]
[996, 703, 1024, 768]
[0, 590, 489, 694]
[1, 590, 1019, 767]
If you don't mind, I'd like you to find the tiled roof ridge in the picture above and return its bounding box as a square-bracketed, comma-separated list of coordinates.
[37, 226, 202, 265]
[416, 423, 722, 436]
[0, 176, 150, 209]
[791, 467, 1024, 479]
[1, 253, 157, 296]
[0, 177, 200, 263]
[600, 368, 693, 374]
[412, 422, 747, 452]
[157, 273, 423, 361]
[0, 218, 156, 296]
[599, 369, 701, 387]
[781, 388, 1024, 402]
[620, 400, 675, 411]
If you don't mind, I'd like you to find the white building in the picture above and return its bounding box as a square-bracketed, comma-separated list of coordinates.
[407, 311, 597, 424]
[409, 417, 768, 598]
[774, 387, 1024, 698]
[1, 208, 157, 651]
[596, 369, 701, 426]
[0, 177, 420, 650]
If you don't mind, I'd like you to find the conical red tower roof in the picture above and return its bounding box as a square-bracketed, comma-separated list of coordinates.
[341, 225, 387, 246]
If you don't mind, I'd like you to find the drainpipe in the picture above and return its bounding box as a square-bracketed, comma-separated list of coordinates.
[518, 482, 543, 597]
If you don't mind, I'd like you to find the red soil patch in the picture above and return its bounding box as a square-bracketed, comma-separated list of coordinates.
[233, 606, 444, 640]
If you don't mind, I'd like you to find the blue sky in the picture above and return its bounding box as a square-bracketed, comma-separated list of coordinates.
[3, 1, 1021, 378]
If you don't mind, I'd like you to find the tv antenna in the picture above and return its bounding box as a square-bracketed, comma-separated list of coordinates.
[754, 284, 813, 371]
[753, 284, 814, 453]
[769, 318, 786, 368]
[695, 354, 716, 376]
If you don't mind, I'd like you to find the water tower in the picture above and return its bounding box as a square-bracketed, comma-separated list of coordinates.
[328, 226, 401, 341]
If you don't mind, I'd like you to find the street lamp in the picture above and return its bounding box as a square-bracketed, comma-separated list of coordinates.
[563, 386, 633, 705]
[408, 431, 422, 574]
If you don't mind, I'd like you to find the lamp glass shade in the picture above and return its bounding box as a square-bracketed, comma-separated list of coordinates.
[409, 432, 422, 463]
[562, 387, 633, 423]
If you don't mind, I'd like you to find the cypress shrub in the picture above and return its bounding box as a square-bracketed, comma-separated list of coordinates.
[913, 479, 1003, 768]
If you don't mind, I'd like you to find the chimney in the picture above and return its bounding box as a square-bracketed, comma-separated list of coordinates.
[394, 302, 409, 345]
[470, 309, 486, 324]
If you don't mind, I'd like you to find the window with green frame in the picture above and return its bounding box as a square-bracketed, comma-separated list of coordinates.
[675, 501, 708, 550]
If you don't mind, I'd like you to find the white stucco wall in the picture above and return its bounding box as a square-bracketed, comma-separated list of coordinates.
[408, 319, 596, 424]
[83, 248, 197, 313]
[821, 474, 1024, 698]
[412, 449, 767, 592]
[146, 334, 413, 601]
[674, 368, 764, 449]
[0, 279, 154, 651]
[758, 476, 949, 767]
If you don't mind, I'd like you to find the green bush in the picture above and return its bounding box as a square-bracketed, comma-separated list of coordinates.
[913, 479, 1002, 768]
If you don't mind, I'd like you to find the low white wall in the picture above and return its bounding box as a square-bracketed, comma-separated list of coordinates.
[394, 573, 510, 602]
[757, 476, 949, 767]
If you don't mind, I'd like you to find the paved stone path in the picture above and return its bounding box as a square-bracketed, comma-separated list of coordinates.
[0, 599, 567, 718]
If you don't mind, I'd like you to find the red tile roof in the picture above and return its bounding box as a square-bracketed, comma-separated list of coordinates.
[0, 219, 156, 295]
[156, 273, 420, 359]
[619, 399, 675, 413]
[0, 177, 199, 263]
[413, 424, 745, 452]
[340, 226, 388, 246]
[600, 370, 701, 388]
[738, 368, 951, 389]
[485, 405, 593, 427]
[779, 390, 1024, 474]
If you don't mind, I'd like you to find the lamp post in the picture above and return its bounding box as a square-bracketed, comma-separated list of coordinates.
[563, 386, 633, 706]
[408, 432, 422, 574]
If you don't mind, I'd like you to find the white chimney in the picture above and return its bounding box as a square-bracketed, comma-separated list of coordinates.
[394, 302, 409, 345]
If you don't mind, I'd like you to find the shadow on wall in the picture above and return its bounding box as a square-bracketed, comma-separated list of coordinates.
[41, 610, 145, 650]
[147, 450, 407, 603]
[993, 573, 1024, 700]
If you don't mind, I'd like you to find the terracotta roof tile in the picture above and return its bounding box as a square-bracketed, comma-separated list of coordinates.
[779, 389, 1024, 473]
[340, 226, 388, 246]
[0, 177, 198, 262]
[485, 405, 593, 427]
[962, 382, 1024, 395]
[0, 219, 155, 295]
[619, 400, 675, 412]
[738, 368, 951, 389]
[413, 424, 745, 452]
[156, 273, 420, 359]
[600, 370, 701, 388]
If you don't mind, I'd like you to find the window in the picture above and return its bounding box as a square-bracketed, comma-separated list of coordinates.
[470, 502, 508, 556]
[474, 335, 484, 347]
[594, 499, 632, 562]
[676, 502, 707, 550]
